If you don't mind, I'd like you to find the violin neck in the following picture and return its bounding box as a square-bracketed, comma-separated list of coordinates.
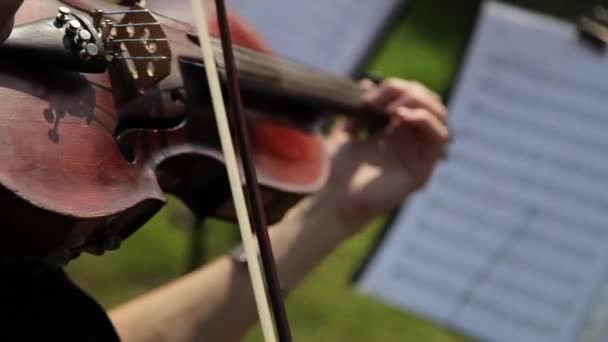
[181, 39, 372, 119]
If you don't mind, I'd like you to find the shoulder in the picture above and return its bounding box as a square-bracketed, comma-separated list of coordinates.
[0, 265, 120, 342]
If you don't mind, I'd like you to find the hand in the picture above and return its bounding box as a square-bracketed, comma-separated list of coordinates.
[323, 78, 449, 232]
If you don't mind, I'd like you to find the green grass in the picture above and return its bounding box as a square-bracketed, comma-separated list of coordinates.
[67, 0, 591, 340]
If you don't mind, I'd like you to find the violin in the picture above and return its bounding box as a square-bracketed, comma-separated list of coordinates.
[0, 0, 383, 264]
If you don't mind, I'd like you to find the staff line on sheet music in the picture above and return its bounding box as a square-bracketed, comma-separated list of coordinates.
[435, 171, 597, 265]
[403, 221, 575, 312]
[390, 261, 462, 299]
[398, 240, 569, 313]
[423, 174, 584, 326]
[526, 229, 595, 261]
[519, 230, 594, 265]
[435, 163, 607, 243]
[444, 148, 605, 233]
[485, 53, 608, 102]
[464, 295, 557, 338]
[416, 220, 496, 255]
[504, 247, 582, 287]
[401, 241, 480, 276]
[442, 157, 608, 256]
[425, 198, 518, 235]
[410, 224, 491, 261]
[421, 203, 595, 263]
[487, 274, 572, 313]
[456, 119, 608, 184]
[392, 247, 472, 290]
[419, 214, 510, 254]
[475, 79, 608, 150]
[455, 132, 608, 215]
[448, 206, 544, 316]
[455, 122, 608, 210]
[427, 195, 527, 234]
[432, 175, 605, 256]
[474, 277, 569, 322]
[437, 156, 607, 238]
[428, 191, 605, 244]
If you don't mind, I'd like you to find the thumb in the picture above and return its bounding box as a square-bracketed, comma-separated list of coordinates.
[326, 118, 362, 155]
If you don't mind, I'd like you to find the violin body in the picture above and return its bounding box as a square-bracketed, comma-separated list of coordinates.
[0, 0, 331, 261]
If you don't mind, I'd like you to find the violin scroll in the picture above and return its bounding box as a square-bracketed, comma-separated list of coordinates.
[0, 5, 106, 73]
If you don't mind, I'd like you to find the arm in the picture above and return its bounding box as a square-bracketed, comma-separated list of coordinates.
[109, 192, 354, 342]
[109, 78, 448, 342]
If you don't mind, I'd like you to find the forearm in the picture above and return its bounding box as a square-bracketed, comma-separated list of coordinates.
[109, 191, 361, 342]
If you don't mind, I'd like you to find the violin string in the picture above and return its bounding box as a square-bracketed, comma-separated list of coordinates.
[209, 42, 365, 108]
[113, 56, 169, 60]
[111, 22, 161, 27]
[189, 1, 278, 341]
[102, 9, 150, 15]
[214, 0, 294, 340]
[110, 38, 169, 43]
[183, 34, 362, 104]
[100, 5, 363, 109]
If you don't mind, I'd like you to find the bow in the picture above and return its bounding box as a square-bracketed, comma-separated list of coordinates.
[1, 1, 293, 337]
[189, 1, 291, 341]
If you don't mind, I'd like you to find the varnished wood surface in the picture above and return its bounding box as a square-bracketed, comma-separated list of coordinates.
[0, 0, 330, 258]
[0, 1, 165, 218]
[0, 0, 164, 258]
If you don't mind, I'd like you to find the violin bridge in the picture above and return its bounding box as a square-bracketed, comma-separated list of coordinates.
[94, 4, 172, 93]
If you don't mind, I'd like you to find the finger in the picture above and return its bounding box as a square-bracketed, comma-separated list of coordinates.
[396, 108, 449, 144]
[364, 84, 402, 113]
[359, 79, 376, 91]
[406, 83, 447, 124]
[326, 119, 352, 151]
[383, 80, 447, 124]
[365, 78, 448, 125]
[386, 94, 413, 114]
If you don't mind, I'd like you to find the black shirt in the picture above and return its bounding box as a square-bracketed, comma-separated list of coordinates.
[0, 264, 120, 341]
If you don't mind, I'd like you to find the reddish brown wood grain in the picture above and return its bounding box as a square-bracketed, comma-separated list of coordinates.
[0, 1, 165, 258]
[0, 0, 329, 259]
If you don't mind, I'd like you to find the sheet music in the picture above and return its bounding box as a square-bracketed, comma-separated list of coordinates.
[356, 2, 608, 342]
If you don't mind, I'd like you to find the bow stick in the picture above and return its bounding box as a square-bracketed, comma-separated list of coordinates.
[189, 0, 292, 341]
[211, 5, 293, 341]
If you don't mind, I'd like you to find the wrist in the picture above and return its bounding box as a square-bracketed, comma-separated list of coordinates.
[311, 185, 371, 239]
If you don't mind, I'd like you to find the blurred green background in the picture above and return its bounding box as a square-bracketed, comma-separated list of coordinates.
[68, 0, 598, 340]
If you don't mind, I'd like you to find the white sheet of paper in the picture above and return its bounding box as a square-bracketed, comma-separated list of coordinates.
[357, 2, 608, 342]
